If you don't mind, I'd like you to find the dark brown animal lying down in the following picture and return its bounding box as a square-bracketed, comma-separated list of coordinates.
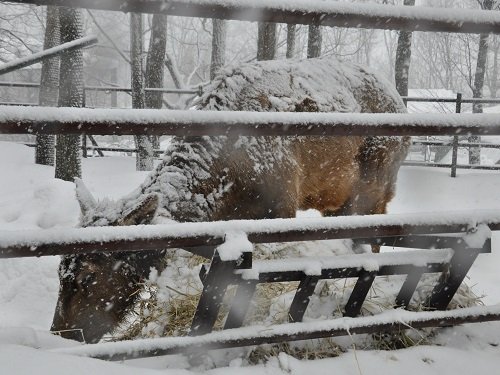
[51, 56, 410, 343]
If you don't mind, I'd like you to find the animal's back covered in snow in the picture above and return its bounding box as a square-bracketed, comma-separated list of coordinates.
[129, 57, 410, 223]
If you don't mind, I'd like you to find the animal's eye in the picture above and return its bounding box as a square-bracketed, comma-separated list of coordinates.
[78, 273, 96, 289]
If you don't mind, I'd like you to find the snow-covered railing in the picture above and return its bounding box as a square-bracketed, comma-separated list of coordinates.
[0, 35, 98, 76]
[2, 106, 500, 137]
[0, 210, 498, 258]
[53, 305, 500, 361]
[6, 0, 500, 34]
[21, 213, 490, 359]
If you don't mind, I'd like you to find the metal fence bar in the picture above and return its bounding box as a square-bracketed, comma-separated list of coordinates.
[5, 0, 500, 34]
[54, 305, 500, 361]
[3, 108, 500, 136]
[0, 35, 98, 76]
[413, 141, 500, 149]
[1, 211, 500, 258]
[402, 96, 500, 104]
[0, 82, 200, 95]
[451, 93, 462, 177]
[403, 161, 500, 171]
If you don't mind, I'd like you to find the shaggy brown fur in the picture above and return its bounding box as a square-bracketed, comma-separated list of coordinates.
[51, 57, 409, 343]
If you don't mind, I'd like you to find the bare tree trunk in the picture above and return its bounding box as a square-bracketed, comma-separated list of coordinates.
[490, 40, 499, 98]
[307, 25, 322, 58]
[145, 13, 167, 151]
[130, 13, 153, 171]
[55, 7, 83, 181]
[210, 19, 226, 80]
[394, 0, 415, 97]
[470, 0, 494, 165]
[257, 22, 277, 61]
[36, 6, 60, 166]
[286, 24, 296, 59]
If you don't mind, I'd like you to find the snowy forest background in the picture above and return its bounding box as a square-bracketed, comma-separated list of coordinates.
[1, 0, 499, 111]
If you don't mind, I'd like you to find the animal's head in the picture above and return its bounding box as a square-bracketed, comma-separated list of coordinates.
[51, 179, 160, 343]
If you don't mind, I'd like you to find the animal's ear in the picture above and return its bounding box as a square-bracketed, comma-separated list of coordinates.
[75, 178, 97, 216]
[117, 194, 160, 226]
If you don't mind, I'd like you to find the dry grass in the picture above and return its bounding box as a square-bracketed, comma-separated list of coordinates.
[111, 245, 485, 362]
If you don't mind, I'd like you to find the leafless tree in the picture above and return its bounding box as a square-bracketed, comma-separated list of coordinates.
[210, 19, 226, 80]
[55, 7, 84, 181]
[130, 12, 153, 171]
[307, 25, 322, 58]
[257, 22, 277, 61]
[394, 0, 415, 97]
[35, 6, 59, 166]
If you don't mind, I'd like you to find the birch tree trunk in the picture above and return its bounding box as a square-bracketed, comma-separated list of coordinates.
[286, 24, 296, 59]
[470, 0, 494, 165]
[307, 25, 322, 58]
[55, 7, 83, 181]
[210, 19, 226, 80]
[130, 13, 153, 171]
[36, 6, 60, 166]
[145, 13, 167, 151]
[257, 22, 277, 61]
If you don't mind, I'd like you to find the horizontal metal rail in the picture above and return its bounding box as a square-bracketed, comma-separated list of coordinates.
[412, 140, 500, 149]
[403, 161, 500, 171]
[2, 107, 500, 136]
[0, 35, 98, 76]
[0, 210, 498, 258]
[53, 305, 500, 361]
[0, 101, 36, 106]
[5, 0, 500, 34]
[22, 142, 163, 155]
[0, 81, 200, 95]
[403, 96, 500, 104]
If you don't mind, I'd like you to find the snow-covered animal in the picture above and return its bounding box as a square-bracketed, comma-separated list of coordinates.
[51, 57, 410, 343]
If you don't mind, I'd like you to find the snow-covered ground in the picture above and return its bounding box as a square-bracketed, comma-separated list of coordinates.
[0, 141, 499, 374]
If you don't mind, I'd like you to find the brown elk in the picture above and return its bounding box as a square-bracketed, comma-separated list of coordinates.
[51, 57, 410, 343]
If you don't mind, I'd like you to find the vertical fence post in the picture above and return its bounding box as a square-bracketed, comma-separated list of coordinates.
[450, 92, 462, 178]
[82, 135, 87, 158]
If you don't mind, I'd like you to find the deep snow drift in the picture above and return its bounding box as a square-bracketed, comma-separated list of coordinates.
[0, 141, 499, 374]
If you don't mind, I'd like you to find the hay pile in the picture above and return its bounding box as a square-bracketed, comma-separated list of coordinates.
[111, 240, 483, 364]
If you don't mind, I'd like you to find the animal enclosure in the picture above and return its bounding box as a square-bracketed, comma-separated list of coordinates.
[1, 0, 500, 363]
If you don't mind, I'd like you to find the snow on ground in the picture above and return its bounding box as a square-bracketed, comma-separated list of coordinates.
[0, 141, 500, 374]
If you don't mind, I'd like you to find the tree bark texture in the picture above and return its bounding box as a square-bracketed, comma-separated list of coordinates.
[210, 19, 227, 80]
[286, 24, 296, 59]
[145, 13, 167, 150]
[55, 7, 83, 181]
[470, 0, 494, 165]
[394, 0, 415, 97]
[36, 6, 60, 166]
[257, 22, 277, 61]
[130, 12, 153, 171]
[307, 25, 322, 58]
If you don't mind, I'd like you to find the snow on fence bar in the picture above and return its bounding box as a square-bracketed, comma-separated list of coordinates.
[0, 210, 498, 258]
[2, 106, 500, 137]
[0, 35, 98, 76]
[53, 304, 500, 361]
[6, 0, 500, 34]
